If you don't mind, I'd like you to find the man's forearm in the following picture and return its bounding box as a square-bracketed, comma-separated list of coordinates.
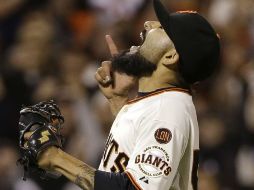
[52, 148, 95, 190]
[40, 148, 137, 190]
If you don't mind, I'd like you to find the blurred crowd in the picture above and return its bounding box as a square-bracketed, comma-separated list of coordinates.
[0, 0, 254, 189]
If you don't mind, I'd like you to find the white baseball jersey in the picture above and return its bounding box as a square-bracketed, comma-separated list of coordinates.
[98, 87, 199, 190]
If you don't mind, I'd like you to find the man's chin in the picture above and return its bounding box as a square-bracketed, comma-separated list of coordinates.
[111, 51, 157, 78]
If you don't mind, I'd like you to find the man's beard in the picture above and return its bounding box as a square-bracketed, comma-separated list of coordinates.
[111, 51, 157, 78]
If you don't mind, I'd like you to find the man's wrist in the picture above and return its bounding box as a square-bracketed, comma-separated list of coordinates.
[108, 95, 128, 103]
[50, 147, 64, 170]
[38, 146, 61, 170]
[108, 96, 129, 116]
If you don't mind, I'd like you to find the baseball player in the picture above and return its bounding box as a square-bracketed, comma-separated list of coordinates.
[18, 0, 220, 190]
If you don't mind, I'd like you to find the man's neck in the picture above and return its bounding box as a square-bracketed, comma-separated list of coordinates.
[138, 70, 182, 92]
[138, 78, 176, 92]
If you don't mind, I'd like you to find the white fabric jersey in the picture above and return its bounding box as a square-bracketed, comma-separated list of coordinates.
[98, 88, 199, 190]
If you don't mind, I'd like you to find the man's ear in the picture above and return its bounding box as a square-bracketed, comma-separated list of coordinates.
[162, 49, 179, 66]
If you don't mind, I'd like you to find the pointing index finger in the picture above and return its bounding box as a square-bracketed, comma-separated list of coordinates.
[105, 35, 119, 56]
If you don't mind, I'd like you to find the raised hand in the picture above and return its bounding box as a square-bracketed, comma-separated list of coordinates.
[95, 35, 137, 100]
[95, 35, 137, 115]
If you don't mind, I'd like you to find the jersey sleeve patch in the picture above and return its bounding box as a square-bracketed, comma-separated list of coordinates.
[154, 128, 172, 144]
[134, 145, 172, 178]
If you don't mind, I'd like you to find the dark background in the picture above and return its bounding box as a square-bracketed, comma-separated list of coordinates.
[0, 0, 254, 189]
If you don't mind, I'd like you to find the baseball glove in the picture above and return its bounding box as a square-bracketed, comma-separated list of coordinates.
[17, 100, 65, 180]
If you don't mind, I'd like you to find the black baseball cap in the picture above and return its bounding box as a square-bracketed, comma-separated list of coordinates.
[153, 0, 220, 84]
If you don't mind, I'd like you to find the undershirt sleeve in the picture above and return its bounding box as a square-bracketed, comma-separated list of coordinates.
[94, 170, 137, 190]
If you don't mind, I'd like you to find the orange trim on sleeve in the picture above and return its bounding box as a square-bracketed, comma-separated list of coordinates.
[125, 171, 143, 190]
[127, 87, 191, 105]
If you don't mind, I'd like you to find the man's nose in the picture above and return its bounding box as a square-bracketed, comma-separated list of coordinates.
[144, 21, 160, 31]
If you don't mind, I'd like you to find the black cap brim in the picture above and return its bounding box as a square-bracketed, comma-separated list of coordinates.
[153, 0, 173, 41]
